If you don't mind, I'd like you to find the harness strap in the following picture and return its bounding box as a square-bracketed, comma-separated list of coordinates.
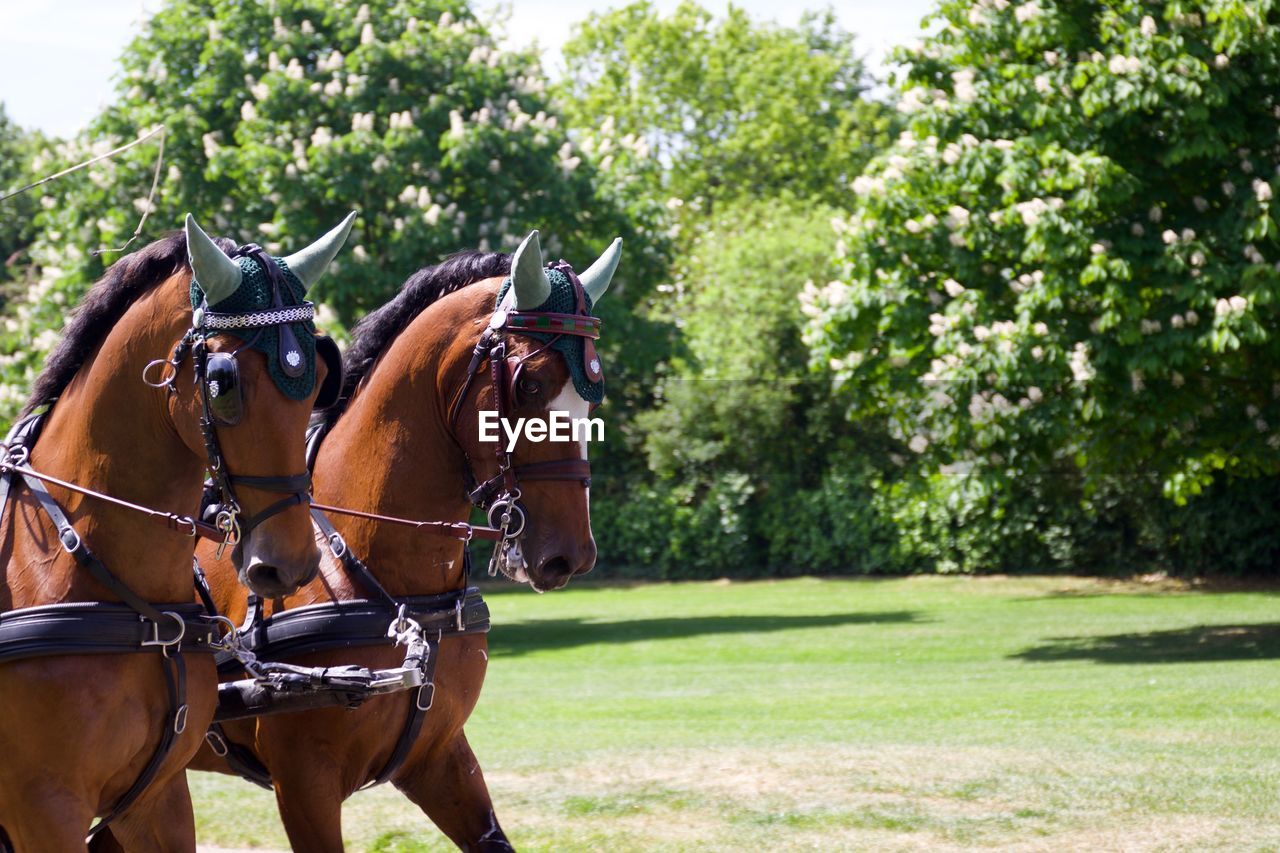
[365, 631, 441, 788]
[240, 492, 308, 535]
[204, 723, 274, 790]
[86, 651, 188, 840]
[217, 589, 489, 671]
[311, 508, 399, 608]
[22, 474, 169, 624]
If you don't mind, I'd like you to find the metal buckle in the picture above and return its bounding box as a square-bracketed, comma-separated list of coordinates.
[58, 526, 82, 554]
[455, 597, 465, 632]
[205, 729, 229, 757]
[328, 531, 347, 558]
[141, 611, 187, 651]
[173, 703, 189, 734]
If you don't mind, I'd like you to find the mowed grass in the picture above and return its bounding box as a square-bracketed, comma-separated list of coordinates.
[190, 575, 1280, 851]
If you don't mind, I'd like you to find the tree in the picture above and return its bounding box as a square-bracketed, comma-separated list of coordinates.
[804, 0, 1280, 571]
[559, 1, 891, 211]
[0, 105, 43, 287]
[0, 0, 668, 426]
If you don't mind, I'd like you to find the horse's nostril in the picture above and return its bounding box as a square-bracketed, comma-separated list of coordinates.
[245, 563, 287, 596]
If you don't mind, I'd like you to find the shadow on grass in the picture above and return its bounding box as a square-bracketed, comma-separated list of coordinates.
[488, 611, 920, 657]
[1013, 623, 1280, 664]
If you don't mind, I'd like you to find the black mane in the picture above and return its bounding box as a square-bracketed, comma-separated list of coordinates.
[22, 231, 236, 417]
[316, 250, 511, 429]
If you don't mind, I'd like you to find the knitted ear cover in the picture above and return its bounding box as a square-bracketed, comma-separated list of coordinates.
[495, 265, 603, 404]
[190, 255, 317, 401]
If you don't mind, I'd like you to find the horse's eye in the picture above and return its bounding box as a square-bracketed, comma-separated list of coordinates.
[519, 377, 541, 397]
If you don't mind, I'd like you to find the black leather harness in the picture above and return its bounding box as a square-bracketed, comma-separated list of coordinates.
[0, 413, 219, 838]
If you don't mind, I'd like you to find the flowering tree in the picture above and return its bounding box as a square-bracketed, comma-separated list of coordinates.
[804, 0, 1280, 570]
[0, 0, 663, 423]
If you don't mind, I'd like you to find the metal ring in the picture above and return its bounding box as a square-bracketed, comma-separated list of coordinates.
[142, 358, 178, 388]
[141, 611, 188, 650]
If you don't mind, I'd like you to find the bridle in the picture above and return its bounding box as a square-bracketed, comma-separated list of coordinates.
[145, 243, 336, 560]
[446, 260, 600, 575]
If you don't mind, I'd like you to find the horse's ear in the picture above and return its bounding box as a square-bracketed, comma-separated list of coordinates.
[282, 211, 358, 291]
[579, 237, 622, 304]
[186, 214, 242, 306]
[510, 230, 552, 309]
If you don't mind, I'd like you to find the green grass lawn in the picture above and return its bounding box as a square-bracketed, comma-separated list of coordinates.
[191, 575, 1280, 851]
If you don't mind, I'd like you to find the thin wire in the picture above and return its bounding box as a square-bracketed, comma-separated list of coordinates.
[93, 126, 167, 256]
[0, 124, 165, 204]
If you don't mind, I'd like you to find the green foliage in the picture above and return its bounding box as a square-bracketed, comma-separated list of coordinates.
[0, 106, 43, 290]
[559, 1, 891, 211]
[804, 0, 1280, 572]
[595, 199, 899, 577]
[0, 0, 669, 425]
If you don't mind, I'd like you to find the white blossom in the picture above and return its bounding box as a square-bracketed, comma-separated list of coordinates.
[1190, 251, 1206, 267]
[953, 69, 977, 102]
[1222, 181, 1236, 197]
[1069, 342, 1094, 382]
[1140, 15, 1157, 36]
[908, 435, 929, 453]
[1148, 205, 1163, 222]
[1044, 50, 1059, 65]
[240, 101, 257, 122]
[1253, 179, 1273, 201]
[1214, 54, 1230, 69]
[1162, 229, 1178, 245]
[1035, 74, 1052, 94]
[943, 278, 966, 297]
[1015, 2, 1041, 23]
[1193, 196, 1209, 212]
[361, 23, 376, 45]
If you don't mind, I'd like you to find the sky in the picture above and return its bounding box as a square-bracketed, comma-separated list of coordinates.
[0, 0, 936, 138]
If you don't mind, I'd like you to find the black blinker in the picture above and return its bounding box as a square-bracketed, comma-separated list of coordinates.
[314, 335, 344, 410]
[205, 351, 244, 426]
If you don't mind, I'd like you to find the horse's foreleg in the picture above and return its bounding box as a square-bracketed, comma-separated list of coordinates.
[0, 787, 95, 853]
[271, 758, 347, 853]
[100, 775, 196, 853]
[394, 731, 513, 852]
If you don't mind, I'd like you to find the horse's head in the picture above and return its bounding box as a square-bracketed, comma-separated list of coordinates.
[166, 214, 352, 597]
[446, 231, 620, 592]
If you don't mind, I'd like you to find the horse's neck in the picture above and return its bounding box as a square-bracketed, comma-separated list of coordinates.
[8, 275, 202, 606]
[311, 322, 475, 598]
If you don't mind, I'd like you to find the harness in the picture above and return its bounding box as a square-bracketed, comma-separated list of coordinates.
[0, 248, 335, 838]
[204, 259, 604, 789]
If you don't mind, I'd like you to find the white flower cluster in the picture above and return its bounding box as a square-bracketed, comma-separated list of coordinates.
[351, 112, 375, 132]
[1107, 55, 1142, 75]
[1069, 342, 1093, 382]
[1214, 295, 1248, 317]
[388, 110, 414, 130]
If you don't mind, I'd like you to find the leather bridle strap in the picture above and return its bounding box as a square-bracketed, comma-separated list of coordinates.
[467, 458, 592, 507]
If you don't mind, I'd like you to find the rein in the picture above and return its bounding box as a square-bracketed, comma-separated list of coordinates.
[0, 449, 222, 541]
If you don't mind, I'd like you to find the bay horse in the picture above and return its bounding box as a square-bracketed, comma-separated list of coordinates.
[0, 213, 353, 850]
[176, 230, 619, 850]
